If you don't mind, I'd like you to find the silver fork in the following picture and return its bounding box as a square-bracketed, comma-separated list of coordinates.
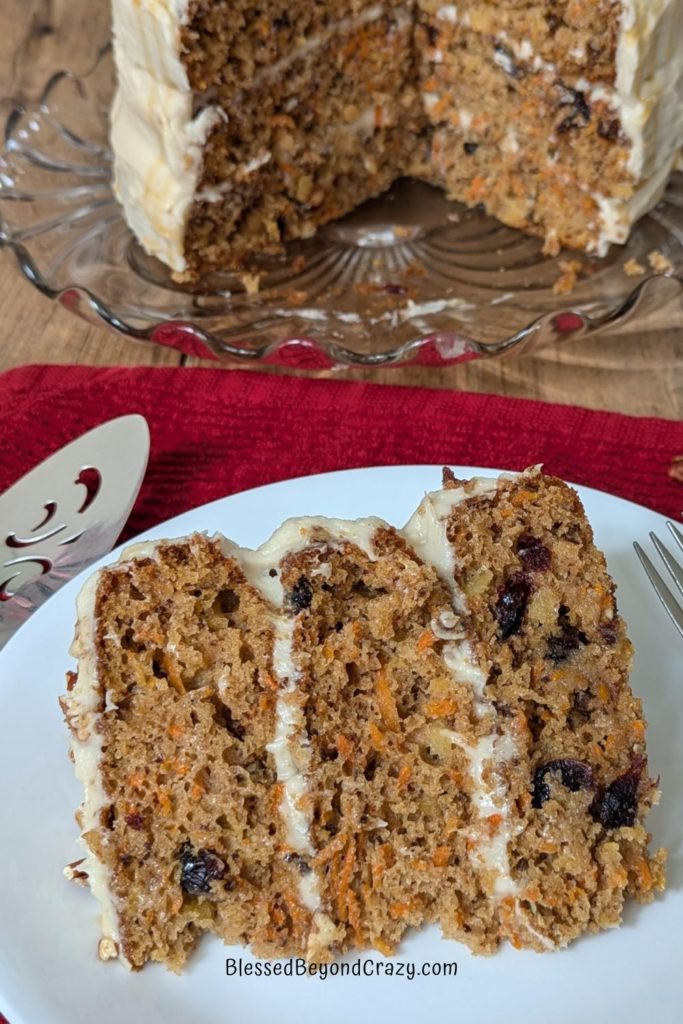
[634, 521, 683, 638]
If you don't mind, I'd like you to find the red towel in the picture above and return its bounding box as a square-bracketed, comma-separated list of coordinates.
[0, 365, 681, 532]
[0, 364, 681, 1023]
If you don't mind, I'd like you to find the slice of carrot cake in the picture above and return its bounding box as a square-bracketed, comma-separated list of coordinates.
[61, 469, 665, 969]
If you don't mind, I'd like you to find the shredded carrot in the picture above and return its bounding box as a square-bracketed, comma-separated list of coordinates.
[374, 938, 395, 957]
[425, 697, 458, 718]
[262, 671, 279, 692]
[368, 722, 388, 752]
[485, 813, 503, 835]
[168, 722, 184, 739]
[389, 901, 412, 920]
[389, 901, 421, 925]
[347, 888, 363, 943]
[190, 783, 205, 801]
[161, 653, 186, 695]
[510, 489, 537, 507]
[633, 857, 653, 891]
[321, 641, 335, 662]
[376, 669, 400, 731]
[397, 761, 412, 792]
[444, 814, 461, 836]
[416, 628, 436, 653]
[128, 772, 146, 791]
[432, 846, 451, 868]
[258, 693, 274, 713]
[630, 720, 645, 738]
[597, 682, 610, 703]
[156, 788, 172, 816]
[336, 733, 354, 762]
[270, 904, 287, 928]
[313, 832, 348, 868]
[336, 841, 356, 921]
[270, 782, 284, 814]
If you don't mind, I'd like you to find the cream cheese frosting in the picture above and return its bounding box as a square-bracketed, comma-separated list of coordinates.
[111, 0, 220, 273]
[594, 0, 683, 251]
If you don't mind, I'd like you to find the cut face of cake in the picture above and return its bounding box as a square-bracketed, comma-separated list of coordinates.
[61, 470, 665, 970]
[111, 1, 683, 275]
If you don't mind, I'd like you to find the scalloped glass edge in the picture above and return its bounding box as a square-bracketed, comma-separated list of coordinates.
[1, 46, 682, 370]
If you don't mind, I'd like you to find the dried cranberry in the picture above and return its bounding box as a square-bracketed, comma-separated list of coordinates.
[494, 573, 532, 640]
[548, 626, 587, 663]
[590, 760, 644, 829]
[599, 621, 618, 646]
[556, 85, 591, 134]
[546, 607, 587, 662]
[179, 842, 227, 894]
[285, 576, 313, 614]
[516, 533, 551, 572]
[598, 119, 620, 141]
[283, 852, 312, 875]
[383, 282, 407, 295]
[532, 758, 595, 808]
[124, 812, 145, 831]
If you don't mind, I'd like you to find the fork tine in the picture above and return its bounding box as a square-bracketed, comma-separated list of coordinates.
[649, 532, 683, 600]
[634, 542, 683, 638]
[667, 520, 683, 555]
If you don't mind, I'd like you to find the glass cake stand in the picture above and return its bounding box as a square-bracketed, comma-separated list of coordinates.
[1, 45, 682, 369]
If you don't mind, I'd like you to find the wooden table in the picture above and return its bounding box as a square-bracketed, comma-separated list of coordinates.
[1, 0, 682, 419]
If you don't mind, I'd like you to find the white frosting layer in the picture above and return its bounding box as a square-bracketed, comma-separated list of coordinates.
[245, 516, 381, 957]
[111, 0, 221, 273]
[404, 474, 522, 900]
[64, 569, 124, 963]
[592, 0, 683, 251]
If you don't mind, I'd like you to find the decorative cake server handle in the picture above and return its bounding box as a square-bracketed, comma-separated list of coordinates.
[0, 415, 150, 650]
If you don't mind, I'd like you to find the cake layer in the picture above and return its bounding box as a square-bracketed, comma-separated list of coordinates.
[274, 522, 501, 955]
[416, 0, 683, 254]
[62, 471, 665, 970]
[405, 469, 666, 949]
[184, 3, 423, 274]
[415, 12, 633, 253]
[61, 534, 311, 969]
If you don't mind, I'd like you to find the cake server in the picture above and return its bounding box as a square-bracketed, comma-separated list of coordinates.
[0, 415, 150, 650]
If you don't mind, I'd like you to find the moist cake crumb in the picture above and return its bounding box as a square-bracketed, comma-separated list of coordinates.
[61, 470, 665, 970]
[110, 1, 683, 276]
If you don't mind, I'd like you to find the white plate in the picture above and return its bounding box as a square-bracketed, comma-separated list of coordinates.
[0, 466, 679, 1024]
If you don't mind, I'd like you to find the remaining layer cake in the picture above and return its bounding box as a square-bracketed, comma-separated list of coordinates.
[111, 1, 423, 276]
[61, 470, 665, 970]
[415, 0, 683, 255]
[111, 1, 683, 275]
